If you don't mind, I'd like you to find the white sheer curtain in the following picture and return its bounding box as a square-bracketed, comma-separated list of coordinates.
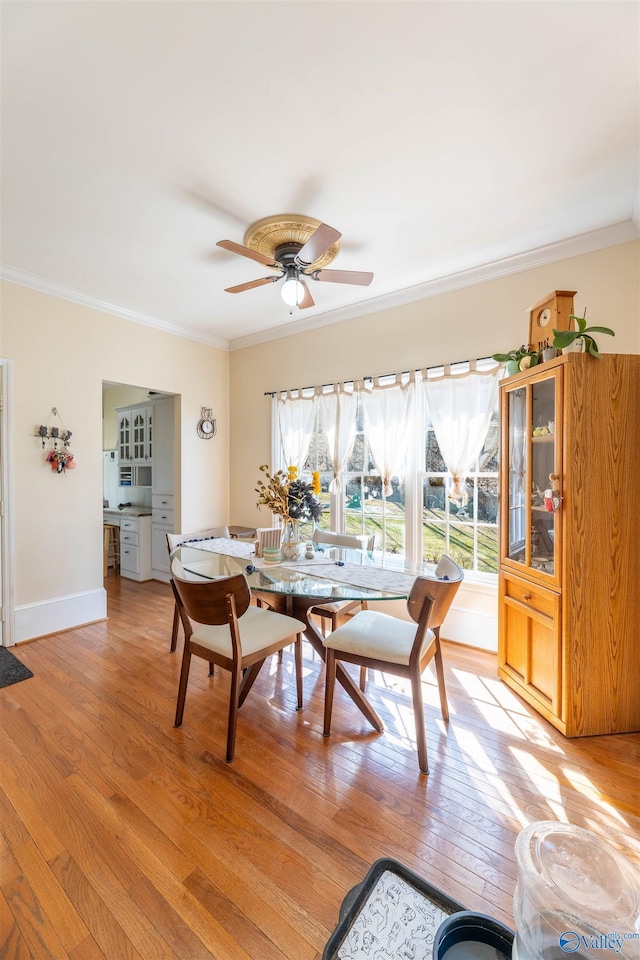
[276, 392, 317, 470]
[424, 365, 499, 502]
[318, 386, 358, 493]
[360, 377, 415, 497]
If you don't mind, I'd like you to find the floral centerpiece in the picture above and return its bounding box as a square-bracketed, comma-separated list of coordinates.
[256, 464, 322, 558]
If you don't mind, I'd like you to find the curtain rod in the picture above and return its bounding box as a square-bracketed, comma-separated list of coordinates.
[263, 355, 496, 396]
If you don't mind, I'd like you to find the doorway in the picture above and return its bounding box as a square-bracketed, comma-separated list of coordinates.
[102, 381, 177, 585]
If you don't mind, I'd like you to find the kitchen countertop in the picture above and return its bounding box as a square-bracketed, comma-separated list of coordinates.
[104, 507, 152, 518]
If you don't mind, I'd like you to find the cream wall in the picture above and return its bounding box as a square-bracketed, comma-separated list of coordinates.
[1, 281, 230, 642]
[229, 240, 639, 650]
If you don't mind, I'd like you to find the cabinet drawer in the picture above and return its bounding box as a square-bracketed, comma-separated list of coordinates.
[120, 544, 139, 574]
[119, 518, 139, 534]
[119, 530, 139, 547]
[152, 494, 174, 511]
[503, 575, 557, 618]
[153, 508, 174, 527]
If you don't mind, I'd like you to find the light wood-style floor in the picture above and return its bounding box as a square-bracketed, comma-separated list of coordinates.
[2, 574, 639, 960]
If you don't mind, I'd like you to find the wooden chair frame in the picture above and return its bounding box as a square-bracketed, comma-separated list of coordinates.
[166, 527, 230, 654]
[323, 561, 463, 774]
[171, 568, 303, 762]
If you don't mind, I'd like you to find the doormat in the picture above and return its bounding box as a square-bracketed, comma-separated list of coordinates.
[0, 647, 34, 689]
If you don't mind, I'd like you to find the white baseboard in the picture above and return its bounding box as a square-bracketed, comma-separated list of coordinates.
[14, 588, 107, 643]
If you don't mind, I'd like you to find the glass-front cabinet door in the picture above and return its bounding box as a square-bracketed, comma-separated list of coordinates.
[500, 367, 562, 587]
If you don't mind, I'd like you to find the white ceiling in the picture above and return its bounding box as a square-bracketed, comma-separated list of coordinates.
[2, 2, 638, 351]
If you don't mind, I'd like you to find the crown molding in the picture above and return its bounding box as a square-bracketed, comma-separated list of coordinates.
[0, 264, 230, 351]
[2, 220, 637, 354]
[228, 220, 639, 351]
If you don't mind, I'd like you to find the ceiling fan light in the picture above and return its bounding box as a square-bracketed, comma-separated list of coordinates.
[281, 277, 305, 306]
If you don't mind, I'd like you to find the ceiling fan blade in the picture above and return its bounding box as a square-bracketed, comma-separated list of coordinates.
[298, 280, 315, 310]
[224, 276, 279, 294]
[312, 268, 374, 286]
[295, 223, 342, 267]
[217, 239, 282, 268]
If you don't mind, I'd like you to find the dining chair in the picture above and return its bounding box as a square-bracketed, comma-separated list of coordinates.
[255, 527, 282, 558]
[170, 558, 304, 762]
[166, 526, 230, 654]
[322, 555, 463, 775]
[310, 528, 375, 634]
[310, 529, 376, 686]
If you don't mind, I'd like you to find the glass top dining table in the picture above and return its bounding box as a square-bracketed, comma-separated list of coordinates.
[171, 537, 425, 732]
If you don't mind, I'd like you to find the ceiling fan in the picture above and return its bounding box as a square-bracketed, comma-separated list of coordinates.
[216, 214, 373, 309]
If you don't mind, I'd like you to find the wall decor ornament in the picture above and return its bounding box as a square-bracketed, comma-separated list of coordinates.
[35, 407, 76, 474]
[197, 407, 217, 439]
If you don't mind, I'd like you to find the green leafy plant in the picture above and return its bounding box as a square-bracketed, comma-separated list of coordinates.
[552, 312, 615, 358]
[492, 344, 541, 374]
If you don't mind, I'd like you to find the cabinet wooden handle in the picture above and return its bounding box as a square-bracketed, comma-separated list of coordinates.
[523, 593, 532, 601]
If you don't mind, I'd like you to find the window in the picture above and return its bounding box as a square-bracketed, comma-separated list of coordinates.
[286, 362, 500, 578]
[421, 404, 499, 573]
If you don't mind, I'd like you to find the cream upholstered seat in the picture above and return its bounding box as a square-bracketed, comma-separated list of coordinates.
[166, 526, 230, 653]
[171, 557, 304, 763]
[322, 555, 463, 774]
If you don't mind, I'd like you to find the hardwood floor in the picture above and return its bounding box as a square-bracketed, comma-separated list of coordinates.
[1, 574, 639, 960]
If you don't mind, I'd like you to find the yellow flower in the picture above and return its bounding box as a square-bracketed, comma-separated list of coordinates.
[311, 471, 321, 495]
[287, 465, 298, 481]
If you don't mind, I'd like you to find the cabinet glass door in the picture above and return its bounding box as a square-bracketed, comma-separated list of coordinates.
[507, 387, 527, 564]
[502, 369, 561, 584]
[119, 414, 131, 462]
[530, 378, 556, 576]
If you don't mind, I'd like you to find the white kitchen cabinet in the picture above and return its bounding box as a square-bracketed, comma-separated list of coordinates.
[119, 515, 152, 581]
[117, 403, 152, 465]
[151, 398, 174, 494]
[151, 398, 175, 581]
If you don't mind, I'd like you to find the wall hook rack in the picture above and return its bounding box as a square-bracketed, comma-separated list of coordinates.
[35, 408, 76, 474]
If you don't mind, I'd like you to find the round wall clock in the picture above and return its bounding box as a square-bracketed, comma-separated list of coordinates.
[197, 407, 217, 439]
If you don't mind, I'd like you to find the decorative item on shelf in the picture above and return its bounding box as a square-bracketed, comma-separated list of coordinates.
[35, 408, 76, 474]
[527, 290, 576, 350]
[492, 344, 541, 377]
[543, 474, 562, 513]
[541, 339, 558, 362]
[196, 407, 217, 439]
[552, 309, 615, 358]
[255, 463, 323, 560]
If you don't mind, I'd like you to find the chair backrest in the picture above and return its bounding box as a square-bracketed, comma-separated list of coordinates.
[170, 557, 251, 626]
[312, 529, 375, 551]
[407, 556, 463, 629]
[255, 527, 282, 558]
[434, 554, 462, 581]
[166, 526, 230, 555]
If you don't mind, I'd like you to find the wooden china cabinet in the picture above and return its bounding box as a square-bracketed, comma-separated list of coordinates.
[498, 352, 640, 736]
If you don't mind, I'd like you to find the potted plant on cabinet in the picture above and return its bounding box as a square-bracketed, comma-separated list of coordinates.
[552, 312, 615, 357]
[492, 345, 541, 376]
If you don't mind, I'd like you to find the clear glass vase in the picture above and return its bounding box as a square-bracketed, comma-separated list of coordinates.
[281, 520, 303, 561]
